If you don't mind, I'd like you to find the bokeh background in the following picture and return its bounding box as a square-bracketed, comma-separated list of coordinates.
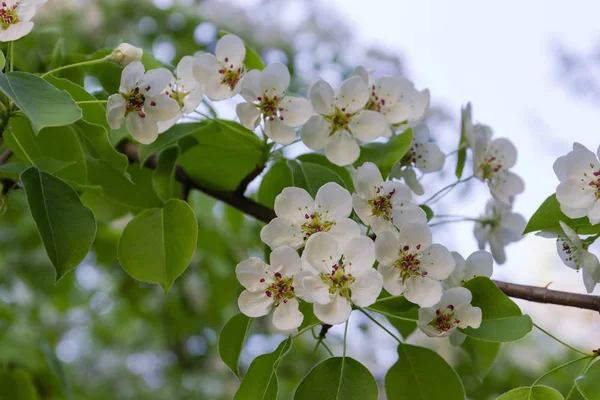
[1, 0, 599, 399]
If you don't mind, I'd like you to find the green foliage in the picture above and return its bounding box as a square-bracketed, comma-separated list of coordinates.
[218, 313, 254, 378]
[524, 194, 600, 234]
[461, 336, 501, 379]
[118, 199, 198, 292]
[297, 153, 355, 191]
[152, 147, 181, 201]
[455, 105, 469, 178]
[0, 50, 5, 71]
[368, 295, 418, 339]
[138, 122, 210, 164]
[354, 128, 413, 178]
[385, 344, 465, 400]
[0, 369, 38, 400]
[496, 385, 565, 399]
[420, 204, 434, 222]
[243, 44, 265, 71]
[294, 357, 378, 400]
[0, 72, 81, 132]
[21, 167, 96, 281]
[461, 277, 533, 342]
[233, 337, 292, 399]
[575, 360, 600, 400]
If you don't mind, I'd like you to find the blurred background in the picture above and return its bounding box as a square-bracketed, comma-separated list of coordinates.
[1, 0, 599, 398]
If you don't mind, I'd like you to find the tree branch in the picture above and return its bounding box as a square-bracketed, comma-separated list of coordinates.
[120, 143, 600, 313]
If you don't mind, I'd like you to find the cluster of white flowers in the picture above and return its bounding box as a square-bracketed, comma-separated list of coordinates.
[237, 161, 486, 338]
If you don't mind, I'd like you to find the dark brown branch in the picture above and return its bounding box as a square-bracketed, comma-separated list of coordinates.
[120, 143, 600, 313]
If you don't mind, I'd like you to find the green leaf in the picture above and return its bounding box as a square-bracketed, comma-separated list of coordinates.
[0, 49, 5, 71]
[575, 359, 600, 400]
[294, 357, 378, 400]
[70, 120, 129, 174]
[297, 153, 355, 192]
[50, 37, 65, 70]
[218, 313, 254, 378]
[258, 160, 293, 209]
[234, 337, 292, 400]
[524, 194, 600, 235]
[138, 122, 208, 164]
[118, 199, 198, 292]
[461, 277, 533, 342]
[354, 128, 413, 178]
[460, 336, 501, 379]
[21, 167, 97, 280]
[288, 159, 347, 196]
[385, 344, 465, 400]
[0, 72, 81, 132]
[243, 43, 265, 71]
[420, 204, 434, 222]
[455, 105, 469, 179]
[179, 120, 267, 191]
[152, 147, 181, 201]
[0, 369, 38, 400]
[496, 385, 564, 400]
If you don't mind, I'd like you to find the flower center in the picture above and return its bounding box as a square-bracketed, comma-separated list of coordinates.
[559, 239, 582, 270]
[164, 81, 189, 110]
[255, 94, 284, 121]
[325, 107, 354, 135]
[399, 144, 423, 167]
[479, 155, 503, 181]
[320, 261, 355, 297]
[585, 166, 600, 199]
[262, 272, 295, 307]
[368, 187, 395, 219]
[218, 58, 243, 91]
[364, 85, 386, 113]
[301, 212, 335, 241]
[0, 2, 19, 30]
[428, 304, 460, 333]
[394, 244, 425, 283]
[123, 86, 155, 119]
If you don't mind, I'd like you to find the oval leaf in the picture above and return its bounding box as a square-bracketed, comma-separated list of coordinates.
[21, 167, 96, 281]
[288, 159, 347, 196]
[576, 359, 600, 400]
[294, 357, 378, 400]
[138, 122, 208, 164]
[496, 385, 564, 400]
[218, 313, 254, 379]
[0, 369, 38, 400]
[461, 336, 501, 379]
[524, 194, 600, 235]
[354, 128, 413, 178]
[258, 160, 293, 209]
[385, 344, 465, 400]
[118, 199, 198, 292]
[152, 147, 181, 201]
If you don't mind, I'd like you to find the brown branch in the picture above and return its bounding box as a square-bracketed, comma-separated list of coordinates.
[120, 143, 600, 313]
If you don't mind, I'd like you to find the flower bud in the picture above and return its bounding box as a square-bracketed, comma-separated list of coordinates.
[109, 43, 143, 67]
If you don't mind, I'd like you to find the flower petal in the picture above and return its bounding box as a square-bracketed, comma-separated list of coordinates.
[414, 142, 445, 173]
[300, 115, 331, 151]
[119, 61, 145, 93]
[335, 75, 369, 114]
[236, 258, 271, 290]
[238, 290, 272, 318]
[0, 21, 33, 42]
[349, 110, 387, 141]
[327, 218, 361, 249]
[314, 294, 352, 325]
[270, 246, 302, 277]
[399, 222, 432, 251]
[236, 102, 261, 130]
[420, 244, 455, 280]
[342, 236, 376, 276]
[456, 306, 482, 329]
[352, 194, 372, 225]
[126, 113, 159, 144]
[379, 263, 404, 296]
[274, 187, 314, 221]
[215, 34, 245, 66]
[264, 119, 296, 144]
[489, 138, 518, 169]
[300, 275, 331, 304]
[272, 297, 303, 330]
[280, 96, 313, 127]
[106, 94, 126, 130]
[464, 250, 493, 279]
[403, 276, 443, 307]
[309, 79, 334, 115]
[304, 232, 339, 274]
[375, 231, 400, 266]
[315, 182, 353, 220]
[260, 62, 290, 97]
[389, 202, 427, 231]
[240, 69, 261, 102]
[260, 218, 304, 249]
[353, 162, 383, 199]
[325, 131, 360, 166]
[144, 94, 180, 122]
[138, 68, 174, 95]
[350, 268, 383, 306]
[417, 306, 442, 337]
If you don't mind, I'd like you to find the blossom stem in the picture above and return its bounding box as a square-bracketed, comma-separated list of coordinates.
[76, 100, 108, 105]
[193, 110, 214, 120]
[429, 218, 481, 227]
[366, 306, 417, 323]
[423, 175, 474, 205]
[533, 323, 591, 356]
[531, 355, 591, 388]
[358, 307, 402, 344]
[41, 57, 108, 78]
[365, 226, 371, 236]
[342, 319, 349, 358]
[273, 139, 302, 153]
[292, 322, 321, 339]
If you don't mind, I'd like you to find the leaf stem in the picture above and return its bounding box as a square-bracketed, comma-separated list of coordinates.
[41, 57, 108, 78]
[533, 323, 592, 357]
[76, 100, 108, 105]
[358, 307, 402, 344]
[272, 139, 302, 153]
[342, 319, 349, 358]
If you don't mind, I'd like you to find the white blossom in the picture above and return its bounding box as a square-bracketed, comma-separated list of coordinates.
[417, 287, 482, 338]
[260, 182, 360, 250]
[300, 76, 388, 166]
[554, 142, 600, 224]
[474, 199, 526, 264]
[469, 126, 524, 203]
[556, 221, 600, 293]
[157, 56, 205, 133]
[106, 61, 180, 144]
[109, 43, 143, 67]
[236, 246, 304, 330]
[298, 232, 382, 325]
[375, 223, 455, 307]
[352, 66, 430, 135]
[193, 34, 246, 101]
[236, 62, 312, 144]
[390, 124, 445, 195]
[444, 250, 493, 289]
[0, 0, 45, 42]
[352, 162, 426, 234]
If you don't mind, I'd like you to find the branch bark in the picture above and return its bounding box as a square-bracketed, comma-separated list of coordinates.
[121, 143, 600, 313]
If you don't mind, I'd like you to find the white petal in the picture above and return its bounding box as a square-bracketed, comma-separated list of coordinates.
[351, 66, 370, 84]
[489, 235, 506, 264]
[327, 218, 361, 249]
[414, 142, 445, 173]
[464, 250, 493, 279]
[420, 244, 456, 280]
[215, 34, 245, 66]
[403, 276, 443, 307]
[558, 221, 582, 246]
[490, 172, 525, 203]
[260, 218, 304, 249]
[383, 87, 430, 125]
[240, 69, 262, 102]
[389, 202, 427, 231]
[342, 236, 376, 276]
[264, 119, 296, 145]
[272, 298, 303, 330]
[144, 94, 180, 122]
[449, 331, 467, 346]
[583, 266, 598, 293]
[353, 162, 383, 199]
[456, 306, 482, 329]
[557, 238, 579, 270]
[120, 61, 145, 93]
[412, 124, 431, 142]
[350, 268, 383, 306]
[496, 213, 527, 243]
[325, 131, 360, 166]
[375, 231, 401, 266]
[126, 113, 159, 144]
[553, 154, 569, 182]
[157, 112, 182, 133]
[335, 75, 369, 114]
[474, 223, 489, 250]
[438, 287, 472, 309]
[0, 21, 33, 42]
[274, 187, 314, 221]
[175, 55, 196, 86]
[315, 182, 353, 220]
[270, 246, 302, 277]
[309, 79, 334, 115]
[300, 275, 331, 304]
[352, 193, 373, 225]
[314, 294, 352, 325]
[399, 222, 432, 251]
[489, 138, 518, 169]
[238, 290, 272, 317]
[139, 68, 174, 95]
[181, 86, 205, 114]
[561, 205, 590, 219]
[379, 263, 404, 296]
[383, 180, 413, 202]
[556, 179, 596, 211]
[193, 53, 220, 85]
[236, 102, 261, 130]
[280, 96, 313, 127]
[304, 232, 339, 274]
[394, 167, 424, 195]
[106, 94, 126, 130]
[300, 115, 331, 151]
[260, 62, 290, 97]
[369, 215, 397, 235]
[349, 110, 387, 141]
[418, 307, 444, 337]
[236, 258, 271, 291]
[588, 201, 600, 225]
[374, 76, 407, 104]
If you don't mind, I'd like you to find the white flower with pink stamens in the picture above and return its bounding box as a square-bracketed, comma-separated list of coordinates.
[236, 246, 304, 330]
[106, 61, 180, 144]
[556, 221, 600, 293]
[417, 287, 482, 338]
[375, 223, 455, 307]
[444, 250, 493, 289]
[0, 0, 45, 42]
